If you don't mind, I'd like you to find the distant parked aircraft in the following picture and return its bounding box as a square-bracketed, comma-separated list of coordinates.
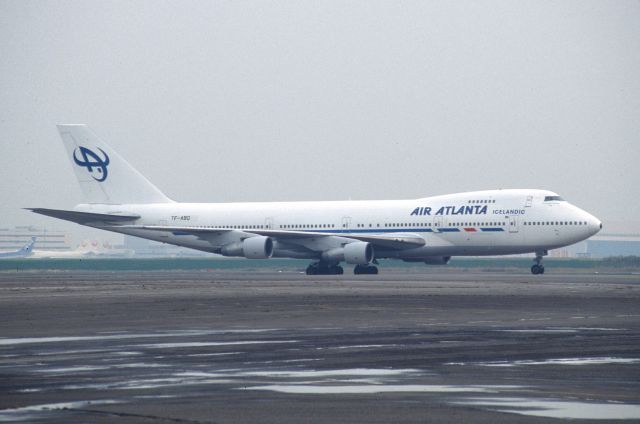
[0, 237, 36, 259]
[30, 239, 133, 258]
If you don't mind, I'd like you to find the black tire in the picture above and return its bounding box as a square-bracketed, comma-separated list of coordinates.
[354, 265, 377, 275]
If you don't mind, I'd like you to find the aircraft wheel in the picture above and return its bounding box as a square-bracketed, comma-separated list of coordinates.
[332, 265, 344, 275]
[531, 264, 543, 275]
[354, 265, 378, 275]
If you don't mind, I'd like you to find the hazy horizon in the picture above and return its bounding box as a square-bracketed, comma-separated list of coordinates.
[1, 1, 638, 243]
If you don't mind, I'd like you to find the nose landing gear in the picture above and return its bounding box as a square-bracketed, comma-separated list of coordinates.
[531, 251, 547, 275]
[531, 264, 544, 275]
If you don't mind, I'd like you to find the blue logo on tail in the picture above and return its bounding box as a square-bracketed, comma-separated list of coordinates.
[73, 146, 110, 182]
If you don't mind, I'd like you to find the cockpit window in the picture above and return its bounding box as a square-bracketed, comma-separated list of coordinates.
[544, 195, 565, 202]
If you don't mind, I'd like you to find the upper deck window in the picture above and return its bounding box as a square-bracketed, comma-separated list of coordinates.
[544, 195, 565, 202]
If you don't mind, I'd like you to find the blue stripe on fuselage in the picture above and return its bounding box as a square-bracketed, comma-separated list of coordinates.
[307, 228, 434, 234]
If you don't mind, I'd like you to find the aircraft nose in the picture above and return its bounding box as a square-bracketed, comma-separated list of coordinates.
[588, 214, 602, 236]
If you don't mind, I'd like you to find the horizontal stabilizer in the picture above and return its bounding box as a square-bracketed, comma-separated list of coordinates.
[27, 208, 140, 225]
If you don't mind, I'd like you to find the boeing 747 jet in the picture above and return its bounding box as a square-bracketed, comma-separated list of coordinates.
[30, 125, 601, 275]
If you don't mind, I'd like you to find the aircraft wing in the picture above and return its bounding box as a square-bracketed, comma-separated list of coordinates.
[117, 225, 425, 250]
[27, 208, 140, 225]
[250, 229, 425, 249]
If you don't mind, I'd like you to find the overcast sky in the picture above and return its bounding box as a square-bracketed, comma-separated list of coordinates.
[1, 1, 638, 242]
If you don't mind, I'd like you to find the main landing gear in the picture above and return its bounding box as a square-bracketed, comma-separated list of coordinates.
[305, 262, 379, 275]
[305, 261, 344, 275]
[354, 264, 378, 275]
[531, 251, 547, 275]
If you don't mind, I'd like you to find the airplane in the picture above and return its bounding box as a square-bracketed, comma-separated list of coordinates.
[0, 237, 36, 259]
[29, 125, 602, 275]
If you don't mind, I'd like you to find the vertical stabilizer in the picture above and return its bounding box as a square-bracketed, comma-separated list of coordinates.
[57, 125, 173, 204]
[23, 237, 36, 255]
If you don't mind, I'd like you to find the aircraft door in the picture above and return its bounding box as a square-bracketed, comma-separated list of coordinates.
[525, 195, 533, 207]
[264, 217, 274, 230]
[342, 216, 352, 230]
[434, 216, 443, 232]
[508, 216, 519, 233]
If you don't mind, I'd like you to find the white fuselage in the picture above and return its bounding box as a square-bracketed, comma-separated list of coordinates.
[78, 189, 601, 260]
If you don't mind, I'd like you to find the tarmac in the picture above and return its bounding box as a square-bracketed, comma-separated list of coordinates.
[0, 269, 639, 423]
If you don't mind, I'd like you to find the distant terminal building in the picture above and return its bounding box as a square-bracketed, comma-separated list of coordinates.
[567, 221, 640, 258]
[0, 226, 72, 252]
[586, 239, 640, 257]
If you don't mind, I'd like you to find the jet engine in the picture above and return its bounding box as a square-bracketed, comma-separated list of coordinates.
[344, 242, 374, 265]
[220, 236, 274, 259]
[321, 241, 374, 265]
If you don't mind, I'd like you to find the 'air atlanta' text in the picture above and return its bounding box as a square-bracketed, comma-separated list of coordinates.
[410, 205, 487, 216]
[410, 205, 527, 216]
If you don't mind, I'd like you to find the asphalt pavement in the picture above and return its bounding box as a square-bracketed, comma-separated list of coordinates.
[0, 270, 639, 423]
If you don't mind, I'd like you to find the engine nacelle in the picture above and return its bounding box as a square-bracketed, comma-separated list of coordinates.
[423, 256, 451, 265]
[220, 236, 274, 259]
[343, 242, 374, 265]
